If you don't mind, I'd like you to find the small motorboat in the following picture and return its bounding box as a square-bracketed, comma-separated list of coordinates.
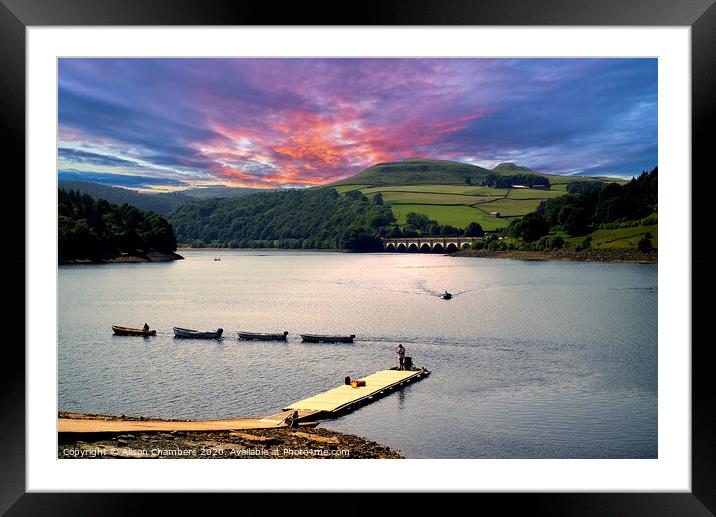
[300, 334, 356, 343]
[214, 257, 221, 261]
[441, 291, 453, 300]
[238, 331, 288, 341]
[173, 327, 223, 339]
[112, 325, 156, 337]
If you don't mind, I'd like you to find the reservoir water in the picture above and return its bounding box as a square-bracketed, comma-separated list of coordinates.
[58, 250, 657, 458]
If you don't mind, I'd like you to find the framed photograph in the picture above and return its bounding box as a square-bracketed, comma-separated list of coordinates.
[4, 0, 714, 513]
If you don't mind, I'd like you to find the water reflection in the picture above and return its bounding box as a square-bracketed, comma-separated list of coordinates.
[59, 250, 657, 458]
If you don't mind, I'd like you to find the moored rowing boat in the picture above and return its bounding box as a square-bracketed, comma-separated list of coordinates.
[112, 325, 156, 337]
[173, 327, 223, 339]
[238, 331, 288, 341]
[300, 334, 355, 343]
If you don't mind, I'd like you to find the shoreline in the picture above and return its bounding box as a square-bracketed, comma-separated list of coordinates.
[60, 250, 184, 265]
[57, 412, 402, 459]
[450, 249, 658, 264]
[177, 246, 656, 264]
[451, 248, 657, 264]
[177, 247, 343, 253]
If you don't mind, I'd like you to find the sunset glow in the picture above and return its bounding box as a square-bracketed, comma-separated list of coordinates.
[58, 58, 658, 189]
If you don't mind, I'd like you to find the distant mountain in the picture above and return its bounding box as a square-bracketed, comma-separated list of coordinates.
[329, 158, 609, 187]
[492, 162, 539, 174]
[180, 186, 268, 200]
[58, 180, 193, 215]
[493, 162, 630, 183]
[58, 181, 273, 215]
[330, 159, 494, 186]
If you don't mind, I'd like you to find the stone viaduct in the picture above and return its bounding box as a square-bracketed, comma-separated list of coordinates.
[381, 236, 481, 253]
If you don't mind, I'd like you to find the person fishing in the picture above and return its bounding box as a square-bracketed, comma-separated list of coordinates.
[396, 343, 406, 370]
[143, 323, 150, 332]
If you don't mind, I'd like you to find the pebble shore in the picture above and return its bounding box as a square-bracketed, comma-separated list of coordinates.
[58, 412, 402, 459]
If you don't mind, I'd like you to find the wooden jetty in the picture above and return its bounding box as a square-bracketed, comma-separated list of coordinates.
[58, 367, 430, 435]
[283, 367, 430, 419]
[58, 416, 319, 435]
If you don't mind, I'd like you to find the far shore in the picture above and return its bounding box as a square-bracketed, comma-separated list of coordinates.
[452, 248, 657, 264]
[60, 250, 184, 265]
[57, 412, 401, 459]
[177, 246, 656, 264]
[177, 247, 343, 253]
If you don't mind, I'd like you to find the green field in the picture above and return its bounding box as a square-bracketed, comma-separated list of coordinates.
[330, 159, 632, 229]
[473, 198, 544, 216]
[368, 191, 491, 206]
[391, 203, 511, 231]
[360, 184, 507, 196]
[334, 182, 564, 229]
[506, 188, 565, 199]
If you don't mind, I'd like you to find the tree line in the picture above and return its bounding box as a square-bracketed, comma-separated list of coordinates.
[58, 189, 177, 259]
[494, 167, 657, 251]
[482, 173, 551, 189]
[168, 187, 396, 251]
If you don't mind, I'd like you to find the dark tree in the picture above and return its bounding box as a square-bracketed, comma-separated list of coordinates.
[464, 222, 485, 237]
[58, 189, 178, 260]
[507, 212, 550, 242]
[638, 232, 654, 252]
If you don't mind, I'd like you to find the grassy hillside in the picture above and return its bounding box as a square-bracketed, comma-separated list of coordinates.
[330, 159, 630, 231]
[335, 184, 563, 230]
[560, 222, 658, 250]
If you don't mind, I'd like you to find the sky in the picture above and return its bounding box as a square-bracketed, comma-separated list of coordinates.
[58, 58, 658, 190]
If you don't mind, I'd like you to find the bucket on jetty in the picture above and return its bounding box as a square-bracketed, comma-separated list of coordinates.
[404, 357, 413, 370]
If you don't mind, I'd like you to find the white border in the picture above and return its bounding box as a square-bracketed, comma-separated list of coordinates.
[27, 27, 690, 492]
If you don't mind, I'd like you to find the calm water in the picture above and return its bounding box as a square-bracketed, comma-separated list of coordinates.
[58, 250, 657, 458]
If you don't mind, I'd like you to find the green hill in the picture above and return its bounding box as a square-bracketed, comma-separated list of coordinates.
[327, 159, 634, 231]
[492, 162, 539, 175]
[330, 158, 493, 186]
[332, 158, 618, 189]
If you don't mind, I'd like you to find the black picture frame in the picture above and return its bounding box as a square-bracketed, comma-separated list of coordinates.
[2, 0, 714, 514]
